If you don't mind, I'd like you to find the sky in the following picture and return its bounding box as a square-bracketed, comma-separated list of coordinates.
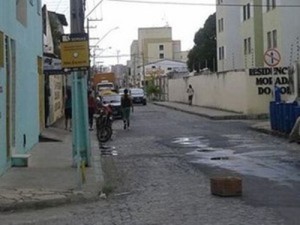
[42, 0, 216, 66]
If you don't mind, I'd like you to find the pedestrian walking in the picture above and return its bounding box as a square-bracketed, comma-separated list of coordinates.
[64, 87, 72, 131]
[187, 84, 194, 106]
[121, 89, 133, 130]
[88, 90, 96, 131]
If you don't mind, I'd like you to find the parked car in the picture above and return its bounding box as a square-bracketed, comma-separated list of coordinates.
[130, 88, 147, 105]
[102, 93, 122, 119]
[118, 88, 125, 95]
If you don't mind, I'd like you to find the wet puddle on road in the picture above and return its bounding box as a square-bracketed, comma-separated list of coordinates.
[171, 135, 300, 183]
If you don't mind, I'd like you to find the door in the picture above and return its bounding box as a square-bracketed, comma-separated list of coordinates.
[5, 36, 16, 160]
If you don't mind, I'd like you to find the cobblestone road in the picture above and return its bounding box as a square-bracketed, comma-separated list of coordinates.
[1, 104, 295, 225]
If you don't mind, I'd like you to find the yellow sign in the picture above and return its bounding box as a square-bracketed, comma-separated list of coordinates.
[60, 33, 89, 70]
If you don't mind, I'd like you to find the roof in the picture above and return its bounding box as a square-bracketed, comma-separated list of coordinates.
[144, 59, 187, 66]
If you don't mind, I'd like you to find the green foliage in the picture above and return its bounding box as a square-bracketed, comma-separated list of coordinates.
[145, 80, 161, 100]
[187, 13, 217, 72]
[49, 15, 62, 57]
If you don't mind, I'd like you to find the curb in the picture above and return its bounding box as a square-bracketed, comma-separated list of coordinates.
[0, 191, 101, 212]
[153, 102, 268, 120]
[250, 125, 289, 139]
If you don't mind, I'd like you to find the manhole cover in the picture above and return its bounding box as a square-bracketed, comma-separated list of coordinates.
[197, 149, 215, 153]
[211, 157, 230, 160]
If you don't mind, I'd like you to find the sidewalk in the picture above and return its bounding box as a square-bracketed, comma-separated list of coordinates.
[153, 101, 285, 137]
[0, 119, 104, 212]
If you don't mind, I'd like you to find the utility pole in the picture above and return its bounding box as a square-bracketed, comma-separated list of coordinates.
[70, 0, 91, 171]
[87, 18, 102, 88]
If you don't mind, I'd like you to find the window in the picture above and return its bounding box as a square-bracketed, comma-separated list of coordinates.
[244, 39, 247, 55]
[159, 53, 164, 59]
[218, 18, 224, 32]
[167, 67, 172, 70]
[244, 37, 251, 55]
[16, 0, 27, 26]
[243, 3, 251, 21]
[267, 0, 276, 11]
[247, 37, 251, 54]
[272, 0, 276, 9]
[272, 29, 277, 48]
[152, 66, 156, 68]
[219, 46, 225, 60]
[267, 30, 277, 49]
[267, 31, 272, 49]
[159, 45, 164, 51]
[267, 0, 270, 11]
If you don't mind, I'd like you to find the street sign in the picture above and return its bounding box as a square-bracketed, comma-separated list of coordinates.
[60, 33, 89, 71]
[264, 48, 281, 67]
[43, 56, 68, 75]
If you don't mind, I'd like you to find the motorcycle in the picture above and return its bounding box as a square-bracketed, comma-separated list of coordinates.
[94, 104, 113, 143]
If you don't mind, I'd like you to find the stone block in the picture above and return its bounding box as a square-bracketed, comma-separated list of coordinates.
[210, 176, 242, 197]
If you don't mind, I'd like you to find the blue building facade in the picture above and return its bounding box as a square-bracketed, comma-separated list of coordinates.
[0, 0, 43, 174]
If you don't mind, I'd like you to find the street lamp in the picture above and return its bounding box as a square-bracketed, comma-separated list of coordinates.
[92, 46, 112, 67]
[92, 26, 119, 48]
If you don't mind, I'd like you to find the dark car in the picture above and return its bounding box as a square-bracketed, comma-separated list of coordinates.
[130, 88, 147, 105]
[102, 94, 122, 119]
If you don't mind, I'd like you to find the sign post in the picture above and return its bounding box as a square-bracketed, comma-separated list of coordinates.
[61, 32, 91, 168]
[264, 48, 281, 101]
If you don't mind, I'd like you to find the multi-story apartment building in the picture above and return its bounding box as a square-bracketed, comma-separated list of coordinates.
[129, 27, 186, 87]
[111, 64, 128, 88]
[0, 0, 43, 173]
[217, 0, 300, 72]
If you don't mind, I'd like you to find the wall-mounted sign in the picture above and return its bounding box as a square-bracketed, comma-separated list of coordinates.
[60, 33, 89, 71]
[43, 56, 66, 75]
[264, 48, 281, 67]
[249, 66, 291, 95]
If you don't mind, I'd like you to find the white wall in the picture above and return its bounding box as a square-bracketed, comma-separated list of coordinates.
[168, 70, 291, 115]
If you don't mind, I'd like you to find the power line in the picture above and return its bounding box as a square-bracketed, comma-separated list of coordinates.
[54, 0, 64, 11]
[108, 0, 300, 7]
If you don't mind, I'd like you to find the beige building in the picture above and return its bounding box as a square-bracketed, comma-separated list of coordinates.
[129, 27, 187, 87]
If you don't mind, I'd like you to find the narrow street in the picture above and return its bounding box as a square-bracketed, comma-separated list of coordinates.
[1, 103, 300, 225]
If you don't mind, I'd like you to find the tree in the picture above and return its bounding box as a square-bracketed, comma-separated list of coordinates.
[187, 13, 217, 72]
[49, 15, 62, 58]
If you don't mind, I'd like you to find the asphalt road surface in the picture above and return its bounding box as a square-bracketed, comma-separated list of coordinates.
[1, 103, 300, 225]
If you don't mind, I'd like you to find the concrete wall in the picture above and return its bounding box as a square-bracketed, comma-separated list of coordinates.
[0, 0, 43, 174]
[168, 70, 291, 115]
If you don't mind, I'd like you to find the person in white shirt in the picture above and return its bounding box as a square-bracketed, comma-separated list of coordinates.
[187, 84, 194, 106]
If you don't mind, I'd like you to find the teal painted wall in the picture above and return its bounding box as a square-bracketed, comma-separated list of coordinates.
[0, 0, 42, 174]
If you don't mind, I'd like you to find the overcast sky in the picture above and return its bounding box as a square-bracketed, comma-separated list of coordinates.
[42, 0, 216, 66]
